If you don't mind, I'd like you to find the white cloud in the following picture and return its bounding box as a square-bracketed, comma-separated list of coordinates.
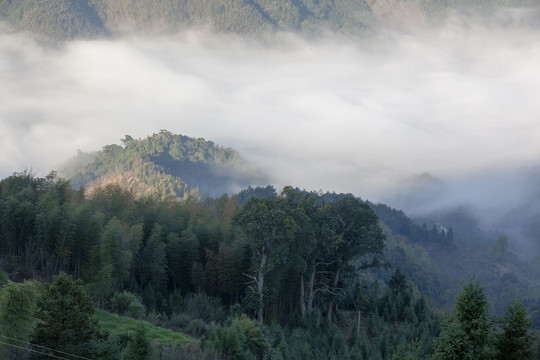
[1, 23, 540, 203]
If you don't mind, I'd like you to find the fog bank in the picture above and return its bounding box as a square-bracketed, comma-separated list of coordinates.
[1, 20, 539, 210]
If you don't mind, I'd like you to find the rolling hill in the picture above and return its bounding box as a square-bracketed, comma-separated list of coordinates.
[60, 130, 269, 199]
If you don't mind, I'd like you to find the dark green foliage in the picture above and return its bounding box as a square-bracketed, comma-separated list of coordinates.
[370, 203, 413, 236]
[211, 315, 267, 360]
[167, 230, 199, 291]
[92, 217, 142, 304]
[30, 272, 106, 358]
[0, 172, 39, 253]
[454, 279, 494, 355]
[433, 278, 495, 360]
[123, 323, 152, 360]
[137, 224, 167, 310]
[233, 194, 299, 323]
[0, 280, 39, 358]
[182, 292, 227, 324]
[391, 339, 424, 360]
[324, 195, 386, 320]
[1, 165, 538, 359]
[237, 185, 277, 204]
[495, 301, 535, 360]
[433, 316, 474, 360]
[109, 291, 147, 318]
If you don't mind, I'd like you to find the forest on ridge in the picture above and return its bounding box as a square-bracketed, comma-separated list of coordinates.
[0, 129, 539, 359]
[1, 0, 538, 40]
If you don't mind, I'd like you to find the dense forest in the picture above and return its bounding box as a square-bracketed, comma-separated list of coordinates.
[0, 0, 538, 40]
[0, 163, 539, 358]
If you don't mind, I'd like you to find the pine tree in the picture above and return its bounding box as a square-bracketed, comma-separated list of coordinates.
[124, 323, 151, 360]
[30, 272, 106, 358]
[432, 316, 473, 360]
[495, 300, 534, 360]
[454, 279, 494, 358]
[433, 278, 494, 360]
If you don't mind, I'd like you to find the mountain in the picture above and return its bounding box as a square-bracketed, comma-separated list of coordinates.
[1, 0, 538, 40]
[0, 0, 107, 39]
[60, 130, 269, 199]
[371, 199, 540, 316]
[0, 0, 376, 40]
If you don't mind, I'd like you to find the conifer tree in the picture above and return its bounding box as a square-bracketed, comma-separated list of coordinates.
[433, 278, 494, 360]
[31, 272, 105, 358]
[495, 300, 534, 360]
[124, 323, 151, 360]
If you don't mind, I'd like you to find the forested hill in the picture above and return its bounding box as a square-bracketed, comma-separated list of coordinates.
[0, 0, 538, 40]
[61, 130, 268, 199]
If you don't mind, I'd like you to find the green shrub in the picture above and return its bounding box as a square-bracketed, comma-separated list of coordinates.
[183, 292, 226, 323]
[109, 291, 146, 319]
[210, 315, 267, 360]
[123, 324, 151, 360]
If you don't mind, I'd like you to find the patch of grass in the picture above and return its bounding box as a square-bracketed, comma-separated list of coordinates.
[94, 308, 195, 346]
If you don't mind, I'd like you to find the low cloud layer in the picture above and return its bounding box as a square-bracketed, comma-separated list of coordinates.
[1, 19, 540, 209]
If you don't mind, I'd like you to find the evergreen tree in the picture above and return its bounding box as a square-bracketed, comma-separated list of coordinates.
[432, 316, 474, 360]
[123, 323, 151, 360]
[30, 272, 106, 359]
[137, 224, 167, 309]
[166, 230, 199, 291]
[211, 315, 267, 360]
[392, 339, 424, 360]
[433, 278, 494, 360]
[93, 217, 141, 305]
[234, 195, 298, 324]
[325, 196, 385, 321]
[454, 279, 494, 358]
[495, 300, 534, 360]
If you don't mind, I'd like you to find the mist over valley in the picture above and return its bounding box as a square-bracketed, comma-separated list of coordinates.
[2, 7, 540, 250]
[1, 3, 540, 358]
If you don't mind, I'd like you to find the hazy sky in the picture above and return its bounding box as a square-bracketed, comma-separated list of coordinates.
[1, 19, 540, 204]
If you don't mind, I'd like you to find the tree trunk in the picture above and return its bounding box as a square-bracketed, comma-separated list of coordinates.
[307, 266, 316, 315]
[326, 266, 341, 322]
[299, 273, 306, 316]
[357, 311, 361, 336]
[257, 251, 268, 324]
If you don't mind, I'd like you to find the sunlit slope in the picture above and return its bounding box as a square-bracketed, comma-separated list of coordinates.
[61, 130, 268, 199]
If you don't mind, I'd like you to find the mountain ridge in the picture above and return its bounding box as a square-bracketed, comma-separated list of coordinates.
[1, 0, 537, 40]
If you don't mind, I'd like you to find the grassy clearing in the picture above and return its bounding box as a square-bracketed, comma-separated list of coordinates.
[94, 308, 195, 346]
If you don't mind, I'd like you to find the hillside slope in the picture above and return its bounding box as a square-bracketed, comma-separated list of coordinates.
[61, 130, 268, 199]
[0, 0, 376, 39]
[2, 0, 537, 39]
